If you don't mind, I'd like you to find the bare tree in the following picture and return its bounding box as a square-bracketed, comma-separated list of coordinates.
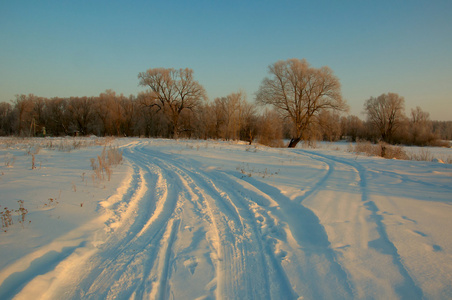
[43, 97, 70, 136]
[68, 97, 95, 135]
[341, 115, 365, 142]
[256, 58, 347, 148]
[195, 102, 218, 139]
[432, 121, 452, 141]
[138, 68, 207, 138]
[239, 99, 258, 144]
[318, 110, 342, 142]
[0, 102, 14, 135]
[95, 90, 115, 135]
[213, 91, 245, 140]
[137, 91, 171, 137]
[364, 93, 405, 143]
[257, 108, 284, 147]
[13, 94, 35, 136]
[208, 91, 258, 143]
[120, 95, 137, 137]
[409, 106, 434, 145]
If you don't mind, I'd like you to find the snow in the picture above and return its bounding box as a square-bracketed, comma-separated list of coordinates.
[1, 137, 451, 299]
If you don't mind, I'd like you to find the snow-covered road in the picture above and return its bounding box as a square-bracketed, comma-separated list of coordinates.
[1, 139, 451, 299]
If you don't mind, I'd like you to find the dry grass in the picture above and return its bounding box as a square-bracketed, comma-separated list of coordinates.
[350, 140, 452, 163]
[0, 137, 114, 152]
[91, 146, 123, 182]
[409, 148, 434, 162]
[408, 148, 452, 164]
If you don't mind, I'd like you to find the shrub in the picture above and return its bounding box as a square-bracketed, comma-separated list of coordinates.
[410, 149, 434, 162]
[351, 140, 408, 159]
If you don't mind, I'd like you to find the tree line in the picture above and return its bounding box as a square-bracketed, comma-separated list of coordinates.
[0, 58, 450, 147]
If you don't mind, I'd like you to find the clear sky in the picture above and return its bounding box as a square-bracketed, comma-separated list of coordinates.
[1, 0, 451, 120]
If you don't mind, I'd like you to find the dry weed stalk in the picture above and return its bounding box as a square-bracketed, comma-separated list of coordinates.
[1, 200, 30, 231]
[4, 153, 15, 167]
[16, 200, 29, 227]
[1, 206, 13, 231]
[90, 146, 123, 182]
[44, 197, 59, 208]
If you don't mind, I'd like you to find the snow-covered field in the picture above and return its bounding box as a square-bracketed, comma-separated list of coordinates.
[1, 138, 451, 299]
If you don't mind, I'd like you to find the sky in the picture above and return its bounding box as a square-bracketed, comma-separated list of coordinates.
[1, 0, 451, 120]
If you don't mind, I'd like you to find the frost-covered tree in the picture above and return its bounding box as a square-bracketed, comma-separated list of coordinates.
[138, 68, 207, 138]
[364, 93, 405, 143]
[256, 58, 347, 148]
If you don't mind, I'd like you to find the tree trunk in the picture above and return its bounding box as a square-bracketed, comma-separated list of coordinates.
[172, 114, 179, 139]
[288, 137, 301, 148]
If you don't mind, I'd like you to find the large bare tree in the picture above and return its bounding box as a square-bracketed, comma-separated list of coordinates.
[67, 96, 95, 135]
[364, 93, 405, 143]
[138, 67, 207, 138]
[256, 58, 347, 147]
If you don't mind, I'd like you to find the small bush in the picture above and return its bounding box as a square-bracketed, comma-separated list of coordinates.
[410, 149, 434, 162]
[379, 143, 409, 160]
[353, 140, 377, 156]
[352, 140, 408, 160]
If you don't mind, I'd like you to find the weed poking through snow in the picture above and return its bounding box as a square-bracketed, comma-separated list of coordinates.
[4, 153, 15, 167]
[1, 201, 30, 232]
[16, 200, 30, 228]
[1, 206, 13, 232]
[90, 146, 123, 182]
[237, 163, 279, 179]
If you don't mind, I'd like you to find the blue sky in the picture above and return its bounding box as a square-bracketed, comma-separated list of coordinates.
[1, 0, 451, 120]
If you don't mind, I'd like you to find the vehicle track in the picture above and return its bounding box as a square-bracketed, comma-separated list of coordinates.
[4, 140, 442, 299]
[294, 149, 424, 299]
[139, 146, 297, 299]
[227, 157, 355, 299]
[34, 142, 184, 299]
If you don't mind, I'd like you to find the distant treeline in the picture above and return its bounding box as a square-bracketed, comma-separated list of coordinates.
[0, 91, 450, 147]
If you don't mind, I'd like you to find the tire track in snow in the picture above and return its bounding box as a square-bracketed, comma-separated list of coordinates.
[149, 218, 181, 300]
[228, 168, 355, 299]
[145, 148, 296, 299]
[132, 147, 222, 299]
[204, 171, 298, 300]
[194, 170, 295, 299]
[96, 143, 184, 299]
[147, 150, 267, 299]
[24, 141, 184, 299]
[297, 149, 424, 299]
